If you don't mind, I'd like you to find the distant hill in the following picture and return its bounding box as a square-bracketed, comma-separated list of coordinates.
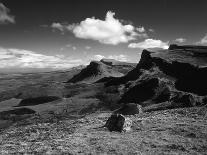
[67, 59, 136, 83]
[0, 65, 85, 74]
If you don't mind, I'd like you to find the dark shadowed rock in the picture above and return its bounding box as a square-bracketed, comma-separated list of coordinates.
[104, 114, 132, 132]
[170, 92, 200, 108]
[119, 78, 159, 104]
[105, 50, 153, 86]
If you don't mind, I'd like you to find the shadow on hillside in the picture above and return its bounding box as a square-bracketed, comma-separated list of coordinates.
[15, 96, 61, 107]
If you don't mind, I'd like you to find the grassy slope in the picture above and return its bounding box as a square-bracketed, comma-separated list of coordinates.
[0, 108, 207, 154]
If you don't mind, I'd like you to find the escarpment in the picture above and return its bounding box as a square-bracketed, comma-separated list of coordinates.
[106, 45, 207, 111]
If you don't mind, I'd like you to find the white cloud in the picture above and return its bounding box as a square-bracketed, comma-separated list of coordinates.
[128, 39, 169, 49]
[93, 55, 105, 61]
[108, 54, 128, 62]
[136, 26, 145, 33]
[0, 47, 82, 69]
[197, 34, 207, 45]
[71, 11, 138, 45]
[51, 11, 148, 45]
[175, 38, 186, 43]
[0, 3, 15, 24]
[92, 54, 128, 62]
[51, 22, 64, 31]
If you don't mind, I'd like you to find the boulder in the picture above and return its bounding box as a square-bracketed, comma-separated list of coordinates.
[104, 114, 132, 132]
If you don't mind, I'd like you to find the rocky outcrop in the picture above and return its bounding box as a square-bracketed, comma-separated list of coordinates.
[67, 59, 135, 84]
[104, 114, 132, 132]
[67, 61, 122, 83]
[105, 50, 154, 86]
[106, 45, 207, 111]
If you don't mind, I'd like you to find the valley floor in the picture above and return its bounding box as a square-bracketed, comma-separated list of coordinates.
[0, 107, 207, 155]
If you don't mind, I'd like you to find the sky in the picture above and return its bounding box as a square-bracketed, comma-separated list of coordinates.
[0, 0, 207, 71]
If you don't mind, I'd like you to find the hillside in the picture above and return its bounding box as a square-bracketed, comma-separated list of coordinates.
[1, 45, 207, 154]
[67, 59, 135, 83]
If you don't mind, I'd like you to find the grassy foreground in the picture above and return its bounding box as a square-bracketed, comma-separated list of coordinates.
[0, 107, 207, 155]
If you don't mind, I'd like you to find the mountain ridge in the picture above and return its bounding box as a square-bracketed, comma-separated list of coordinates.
[67, 59, 136, 83]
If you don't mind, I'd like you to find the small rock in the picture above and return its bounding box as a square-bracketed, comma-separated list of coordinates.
[104, 114, 132, 132]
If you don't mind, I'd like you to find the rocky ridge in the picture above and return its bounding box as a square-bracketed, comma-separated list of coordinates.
[105, 45, 207, 112]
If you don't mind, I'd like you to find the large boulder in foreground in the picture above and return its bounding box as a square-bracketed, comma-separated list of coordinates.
[104, 114, 132, 132]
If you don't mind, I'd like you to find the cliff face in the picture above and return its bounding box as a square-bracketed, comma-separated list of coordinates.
[106, 45, 207, 111]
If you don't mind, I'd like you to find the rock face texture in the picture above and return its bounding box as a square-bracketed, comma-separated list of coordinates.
[106, 45, 207, 111]
[67, 59, 135, 83]
[104, 114, 132, 132]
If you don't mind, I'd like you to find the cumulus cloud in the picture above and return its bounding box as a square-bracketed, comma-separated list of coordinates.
[0, 3, 15, 24]
[136, 26, 145, 33]
[128, 39, 169, 49]
[51, 11, 148, 45]
[175, 38, 186, 43]
[92, 54, 128, 62]
[51, 22, 65, 31]
[197, 34, 207, 45]
[0, 47, 82, 69]
[71, 11, 137, 44]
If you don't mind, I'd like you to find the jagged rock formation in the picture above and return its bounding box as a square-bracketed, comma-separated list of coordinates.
[67, 59, 135, 83]
[106, 45, 207, 111]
